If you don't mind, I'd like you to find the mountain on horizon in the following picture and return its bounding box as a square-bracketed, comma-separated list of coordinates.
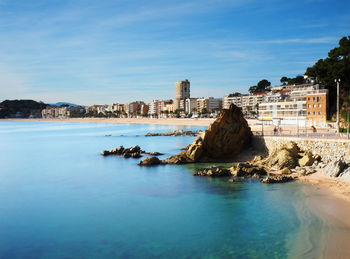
[50, 102, 84, 107]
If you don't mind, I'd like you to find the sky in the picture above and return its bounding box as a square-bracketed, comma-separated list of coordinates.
[0, 0, 349, 105]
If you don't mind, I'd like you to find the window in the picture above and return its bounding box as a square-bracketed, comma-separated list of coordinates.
[308, 112, 311, 115]
[313, 112, 316, 115]
[308, 97, 311, 101]
[313, 104, 316, 108]
[318, 112, 321, 115]
[317, 97, 320, 102]
[318, 104, 321, 108]
[313, 97, 315, 101]
[308, 104, 311, 108]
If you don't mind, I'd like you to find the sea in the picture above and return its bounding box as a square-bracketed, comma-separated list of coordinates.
[0, 121, 325, 258]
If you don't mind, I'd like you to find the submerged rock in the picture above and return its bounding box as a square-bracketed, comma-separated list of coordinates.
[167, 104, 252, 164]
[260, 175, 295, 184]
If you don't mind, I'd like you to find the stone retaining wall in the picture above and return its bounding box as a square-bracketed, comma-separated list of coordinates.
[253, 136, 350, 163]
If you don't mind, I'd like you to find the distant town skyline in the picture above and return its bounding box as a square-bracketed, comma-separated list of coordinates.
[0, 0, 349, 105]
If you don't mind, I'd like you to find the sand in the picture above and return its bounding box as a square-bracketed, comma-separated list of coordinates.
[296, 171, 350, 258]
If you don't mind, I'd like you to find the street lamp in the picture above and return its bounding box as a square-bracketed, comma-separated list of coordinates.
[335, 79, 341, 134]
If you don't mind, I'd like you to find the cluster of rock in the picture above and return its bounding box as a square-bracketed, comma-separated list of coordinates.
[193, 141, 329, 184]
[101, 145, 163, 159]
[194, 163, 267, 178]
[145, 130, 202, 137]
[165, 104, 252, 164]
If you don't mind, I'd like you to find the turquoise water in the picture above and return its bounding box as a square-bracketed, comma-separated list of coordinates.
[0, 121, 321, 258]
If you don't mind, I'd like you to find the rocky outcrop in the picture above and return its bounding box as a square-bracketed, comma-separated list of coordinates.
[138, 157, 163, 166]
[298, 152, 315, 167]
[167, 104, 252, 164]
[101, 145, 142, 158]
[256, 141, 320, 171]
[193, 166, 231, 177]
[145, 130, 202, 137]
[101, 145, 163, 159]
[260, 175, 295, 184]
[265, 142, 300, 169]
[325, 159, 346, 177]
[230, 163, 267, 177]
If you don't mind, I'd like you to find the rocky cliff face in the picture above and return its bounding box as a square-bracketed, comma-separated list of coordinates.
[167, 104, 253, 163]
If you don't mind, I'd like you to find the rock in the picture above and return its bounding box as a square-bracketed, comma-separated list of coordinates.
[166, 151, 192, 164]
[146, 152, 164, 156]
[101, 145, 161, 159]
[131, 152, 142, 158]
[123, 153, 131, 158]
[325, 159, 346, 177]
[167, 104, 252, 164]
[145, 130, 202, 137]
[297, 168, 307, 176]
[138, 157, 162, 166]
[194, 166, 231, 177]
[265, 142, 300, 169]
[101, 150, 110, 156]
[298, 152, 315, 167]
[230, 163, 267, 177]
[280, 168, 292, 175]
[260, 175, 294, 184]
[339, 167, 350, 181]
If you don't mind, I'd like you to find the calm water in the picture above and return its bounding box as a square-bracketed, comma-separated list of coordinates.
[0, 121, 322, 258]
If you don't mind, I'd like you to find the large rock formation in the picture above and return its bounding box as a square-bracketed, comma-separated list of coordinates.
[167, 104, 252, 163]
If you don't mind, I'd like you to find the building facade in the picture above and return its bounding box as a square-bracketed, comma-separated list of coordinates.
[174, 79, 190, 111]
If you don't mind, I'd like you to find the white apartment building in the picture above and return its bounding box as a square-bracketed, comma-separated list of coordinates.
[185, 98, 198, 114]
[148, 100, 158, 115]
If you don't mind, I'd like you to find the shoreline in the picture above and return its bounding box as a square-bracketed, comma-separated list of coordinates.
[299, 177, 350, 258]
[0, 118, 216, 127]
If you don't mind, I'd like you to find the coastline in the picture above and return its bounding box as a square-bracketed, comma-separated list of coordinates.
[286, 171, 350, 258]
[0, 117, 215, 127]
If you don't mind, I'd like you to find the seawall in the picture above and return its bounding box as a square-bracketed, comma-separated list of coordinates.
[253, 136, 350, 163]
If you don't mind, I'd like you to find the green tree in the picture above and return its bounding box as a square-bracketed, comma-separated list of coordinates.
[280, 76, 288, 85]
[249, 79, 271, 93]
[305, 36, 350, 117]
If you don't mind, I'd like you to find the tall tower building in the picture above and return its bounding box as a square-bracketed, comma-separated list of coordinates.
[174, 79, 190, 111]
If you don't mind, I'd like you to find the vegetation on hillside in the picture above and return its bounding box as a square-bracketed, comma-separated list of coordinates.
[0, 100, 47, 118]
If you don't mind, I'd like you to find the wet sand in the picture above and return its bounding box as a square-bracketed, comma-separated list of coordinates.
[294, 171, 350, 258]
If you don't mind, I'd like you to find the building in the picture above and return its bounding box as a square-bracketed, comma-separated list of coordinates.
[258, 86, 327, 126]
[185, 98, 198, 114]
[148, 100, 159, 115]
[197, 97, 222, 113]
[306, 89, 328, 126]
[174, 79, 190, 111]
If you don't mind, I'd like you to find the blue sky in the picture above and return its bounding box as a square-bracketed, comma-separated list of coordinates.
[0, 0, 349, 105]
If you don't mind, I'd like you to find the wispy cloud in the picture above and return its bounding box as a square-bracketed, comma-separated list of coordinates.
[255, 37, 339, 44]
